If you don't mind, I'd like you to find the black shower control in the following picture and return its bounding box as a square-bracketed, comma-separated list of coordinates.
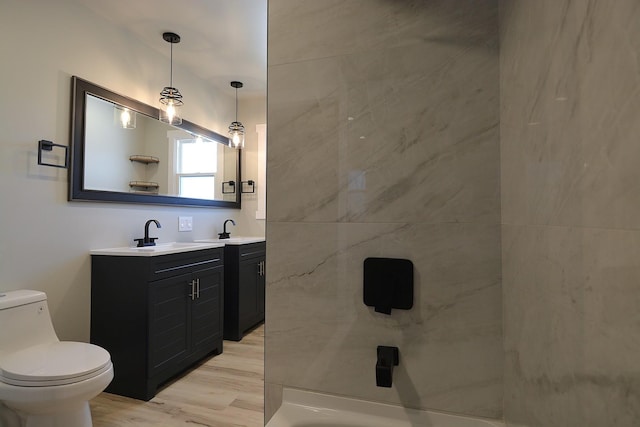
[363, 257, 413, 314]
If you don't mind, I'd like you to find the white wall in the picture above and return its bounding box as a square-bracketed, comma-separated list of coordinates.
[0, 0, 265, 341]
[236, 97, 267, 237]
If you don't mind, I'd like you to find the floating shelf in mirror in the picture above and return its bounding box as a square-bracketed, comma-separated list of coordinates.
[129, 181, 160, 193]
[129, 155, 160, 164]
[69, 76, 241, 208]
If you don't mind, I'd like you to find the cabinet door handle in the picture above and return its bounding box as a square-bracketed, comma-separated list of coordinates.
[258, 260, 265, 277]
[196, 278, 200, 298]
[188, 280, 195, 300]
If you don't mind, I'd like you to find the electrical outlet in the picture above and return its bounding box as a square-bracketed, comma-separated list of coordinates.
[178, 216, 193, 232]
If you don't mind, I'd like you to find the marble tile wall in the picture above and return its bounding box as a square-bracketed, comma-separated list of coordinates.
[500, 1, 640, 426]
[266, 0, 502, 420]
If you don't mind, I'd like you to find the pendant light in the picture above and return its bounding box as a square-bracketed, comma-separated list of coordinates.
[228, 81, 245, 149]
[159, 32, 183, 125]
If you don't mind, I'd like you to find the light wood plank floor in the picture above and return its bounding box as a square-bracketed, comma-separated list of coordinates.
[91, 324, 264, 427]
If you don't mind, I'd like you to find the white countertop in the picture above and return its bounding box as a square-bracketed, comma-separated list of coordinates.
[90, 242, 226, 257]
[195, 237, 266, 245]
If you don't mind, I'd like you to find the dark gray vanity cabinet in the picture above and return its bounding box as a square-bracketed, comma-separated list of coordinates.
[90, 248, 224, 401]
[223, 241, 266, 341]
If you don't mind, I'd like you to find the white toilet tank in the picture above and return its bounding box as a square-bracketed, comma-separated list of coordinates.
[0, 290, 59, 356]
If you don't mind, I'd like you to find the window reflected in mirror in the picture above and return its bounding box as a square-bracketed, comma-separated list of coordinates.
[175, 136, 217, 200]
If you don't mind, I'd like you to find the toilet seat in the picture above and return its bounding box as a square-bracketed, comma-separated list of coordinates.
[0, 342, 111, 387]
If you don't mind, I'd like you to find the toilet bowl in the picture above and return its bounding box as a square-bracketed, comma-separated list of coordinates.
[0, 290, 114, 427]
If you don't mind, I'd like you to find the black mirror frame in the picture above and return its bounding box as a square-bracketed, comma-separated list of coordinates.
[69, 76, 241, 209]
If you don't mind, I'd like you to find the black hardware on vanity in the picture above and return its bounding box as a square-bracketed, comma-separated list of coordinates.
[376, 345, 399, 388]
[134, 219, 161, 247]
[218, 219, 236, 239]
[363, 257, 414, 314]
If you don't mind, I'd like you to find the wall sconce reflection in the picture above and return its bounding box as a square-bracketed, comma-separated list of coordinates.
[114, 106, 136, 129]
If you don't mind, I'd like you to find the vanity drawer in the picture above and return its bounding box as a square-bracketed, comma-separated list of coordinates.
[150, 248, 223, 280]
[237, 242, 266, 259]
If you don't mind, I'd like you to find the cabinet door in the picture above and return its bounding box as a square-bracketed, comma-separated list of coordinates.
[257, 256, 265, 318]
[190, 265, 223, 357]
[238, 256, 263, 330]
[148, 273, 191, 377]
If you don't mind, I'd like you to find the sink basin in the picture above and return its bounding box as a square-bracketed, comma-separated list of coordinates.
[90, 242, 225, 256]
[195, 237, 265, 245]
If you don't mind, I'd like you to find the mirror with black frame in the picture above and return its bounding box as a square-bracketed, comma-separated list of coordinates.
[69, 76, 241, 208]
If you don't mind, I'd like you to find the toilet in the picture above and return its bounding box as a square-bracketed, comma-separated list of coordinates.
[0, 290, 113, 427]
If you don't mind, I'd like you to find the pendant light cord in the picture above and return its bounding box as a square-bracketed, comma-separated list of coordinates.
[169, 42, 173, 88]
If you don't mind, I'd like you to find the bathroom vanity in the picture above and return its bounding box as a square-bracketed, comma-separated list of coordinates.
[89, 243, 225, 400]
[195, 237, 266, 341]
[222, 239, 266, 341]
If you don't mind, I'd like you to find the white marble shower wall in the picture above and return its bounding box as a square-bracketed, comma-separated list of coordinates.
[266, 0, 502, 420]
[500, 1, 640, 426]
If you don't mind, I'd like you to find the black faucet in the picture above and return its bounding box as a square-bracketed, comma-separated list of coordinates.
[218, 219, 236, 239]
[376, 346, 399, 388]
[134, 219, 162, 247]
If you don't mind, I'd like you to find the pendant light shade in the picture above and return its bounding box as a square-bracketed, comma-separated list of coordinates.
[159, 32, 183, 125]
[229, 81, 245, 149]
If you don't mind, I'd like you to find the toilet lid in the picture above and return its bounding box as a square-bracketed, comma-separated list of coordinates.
[0, 341, 111, 386]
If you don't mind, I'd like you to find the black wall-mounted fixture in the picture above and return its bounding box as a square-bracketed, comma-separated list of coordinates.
[376, 345, 399, 388]
[363, 257, 413, 314]
[222, 180, 236, 194]
[37, 140, 68, 169]
[241, 180, 255, 194]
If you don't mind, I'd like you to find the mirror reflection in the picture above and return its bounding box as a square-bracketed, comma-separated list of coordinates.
[70, 77, 241, 208]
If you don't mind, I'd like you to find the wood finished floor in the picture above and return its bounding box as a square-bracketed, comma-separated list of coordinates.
[91, 324, 264, 427]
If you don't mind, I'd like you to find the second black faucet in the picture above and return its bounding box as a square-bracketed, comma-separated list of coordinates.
[218, 219, 236, 239]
